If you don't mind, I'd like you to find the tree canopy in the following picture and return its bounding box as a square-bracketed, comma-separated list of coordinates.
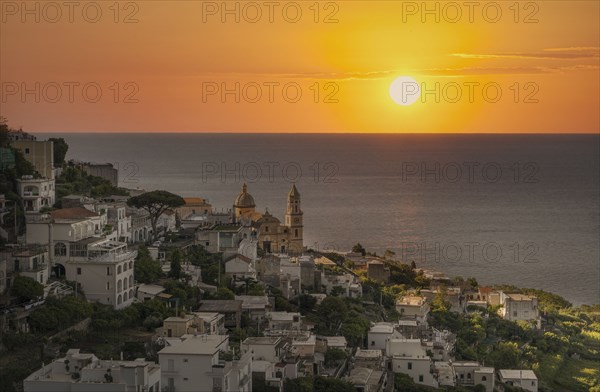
[134, 245, 163, 283]
[127, 190, 185, 241]
[10, 276, 43, 302]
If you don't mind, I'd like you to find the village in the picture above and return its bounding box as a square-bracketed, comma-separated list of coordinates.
[1, 130, 597, 392]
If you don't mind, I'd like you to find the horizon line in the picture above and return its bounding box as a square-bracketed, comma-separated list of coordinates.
[29, 131, 600, 135]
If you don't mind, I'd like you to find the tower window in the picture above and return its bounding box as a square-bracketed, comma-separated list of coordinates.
[295, 229, 298, 237]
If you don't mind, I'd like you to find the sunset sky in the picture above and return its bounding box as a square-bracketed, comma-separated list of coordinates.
[1, 1, 599, 133]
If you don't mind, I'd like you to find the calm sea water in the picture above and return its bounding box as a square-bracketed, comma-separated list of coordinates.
[41, 133, 600, 305]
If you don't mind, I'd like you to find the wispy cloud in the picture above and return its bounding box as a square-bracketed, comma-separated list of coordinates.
[451, 47, 600, 60]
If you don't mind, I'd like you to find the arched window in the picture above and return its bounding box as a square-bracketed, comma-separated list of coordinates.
[123, 263, 128, 272]
[129, 289, 134, 299]
[129, 276, 133, 286]
[123, 291, 128, 301]
[117, 279, 122, 292]
[55, 242, 67, 256]
[482, 376, 487, 381]
[117, 295, 122, 304]
[124, 279, 128, 290]
[117, 265, 122, 274]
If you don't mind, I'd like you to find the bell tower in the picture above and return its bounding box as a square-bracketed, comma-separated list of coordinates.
[285, 184, 303, 254]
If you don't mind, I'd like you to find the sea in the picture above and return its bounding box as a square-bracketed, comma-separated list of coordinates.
[39, 133, 600, 306]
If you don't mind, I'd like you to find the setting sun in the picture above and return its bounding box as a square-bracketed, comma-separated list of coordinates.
[390, 76, 421, 106]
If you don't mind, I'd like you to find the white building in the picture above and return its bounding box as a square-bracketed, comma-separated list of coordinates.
[136, 283, 167, 301]
[236, 295, 272, 321]
[321, 272, 363, 298]
[65, 248, 137, 309]
[387, 339, 438, 388]
[395, 295, 430, 326]
[266, 311, 303, 331]
[1, 246, 50, 285]
[23, 349, 161, 392]
[159, 334, 252, 392]
[101, 202, 132, 243]
[368, 322, 403, 353]
[26, 208, 135, 309]
[499, 293, 541, 328]
[195, 312, 226, 335]
[499, 369, 538, 392]
[17, 176, 55, 213]
[225, 254, 256, 280]
[241, 336, 286, 389]
[158, 209, 177, 234]
[452, 362, 495, 391]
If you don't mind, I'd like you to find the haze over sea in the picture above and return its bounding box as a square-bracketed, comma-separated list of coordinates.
[42, 133, 600, 306]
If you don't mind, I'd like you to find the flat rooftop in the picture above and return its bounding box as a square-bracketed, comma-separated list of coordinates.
[499, 369, 537, 380]
[159, 334, 228, 355]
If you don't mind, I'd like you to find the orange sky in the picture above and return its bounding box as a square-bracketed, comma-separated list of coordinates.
[1, 0, 599, 133]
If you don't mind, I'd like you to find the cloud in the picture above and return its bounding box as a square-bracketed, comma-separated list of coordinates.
[451, 47, 600, 60]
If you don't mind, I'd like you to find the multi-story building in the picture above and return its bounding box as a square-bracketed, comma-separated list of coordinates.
[368, 322, 403, 353]
[321, 272, 363, 298]
[23, 349, 161, 392]
[452, 362, 495, 391]
[128, 206, 152, 243]
[26, 208, 135, 309]
[159, 334, 252, 392]
[17, 176, 55, 213]
[12, 139, 55, 179]
[395, 295, 430, 326]
[387, 339, 438, 388]
[0, 245, 50, 285]
[499, 293, 541, 328]
[195, 312, 226, 335]
[101, 202, 131, 243]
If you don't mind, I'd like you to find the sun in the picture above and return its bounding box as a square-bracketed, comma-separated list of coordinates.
[390, 76, 421, 106]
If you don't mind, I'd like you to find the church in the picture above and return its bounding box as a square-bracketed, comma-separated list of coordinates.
[232, 183, 303, 254]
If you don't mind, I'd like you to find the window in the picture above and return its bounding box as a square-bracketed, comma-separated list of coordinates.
[513, 311, 518, 317]
[371, 341, 375, 346]
[106, 267, 111, 275]
[467, 373, 471, 379]
[55, 242, 66, 257]
[419, 375, 423, 382]
[106, 282, 110, 290]
[183, 359, 188, 362]
[482, 376, 487, 381]
[408, 362, 412, 370]
[25, 148, 30, 154]
[77, 267, 82, 275]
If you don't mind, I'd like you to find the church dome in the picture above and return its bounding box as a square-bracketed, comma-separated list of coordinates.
[234, 183, 256, 208]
